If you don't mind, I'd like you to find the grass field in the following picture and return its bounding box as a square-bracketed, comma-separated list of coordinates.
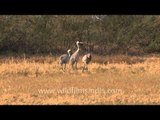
[0, 55, 160, 105]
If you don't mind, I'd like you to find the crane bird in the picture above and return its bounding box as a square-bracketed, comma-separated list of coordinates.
[82, 53, 92, 72]
[59, 49, 72, 70]
[69, 41, 83, 70]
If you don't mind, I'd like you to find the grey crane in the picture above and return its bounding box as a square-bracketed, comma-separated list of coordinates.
[59, 49, 72, 70]
[69, 41, 83, 70]
[82, 53, 92, 72]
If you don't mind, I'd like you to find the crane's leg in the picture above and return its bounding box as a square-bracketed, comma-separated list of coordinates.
[75, 62, 78, 70]
[62, 64, 66, 72]
[86, 64, 88, 71]
[71, 64, 74, 70]
[64, 64, 66, 69]
[68, 61, 70, 70]
[82, 63, 85, 72]
[62, 64, 64, 70]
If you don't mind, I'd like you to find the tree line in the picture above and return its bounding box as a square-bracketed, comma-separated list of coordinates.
[0, 15, 160, 56]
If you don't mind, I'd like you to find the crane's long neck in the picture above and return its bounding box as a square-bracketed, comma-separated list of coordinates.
[68, 53, 71, 57]
[76, 43, 80, 52]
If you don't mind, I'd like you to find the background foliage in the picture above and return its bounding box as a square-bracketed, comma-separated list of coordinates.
[0, 15, 160, 56]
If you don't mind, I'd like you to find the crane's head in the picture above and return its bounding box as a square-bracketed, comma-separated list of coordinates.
[67, 49, 71, 54]
[76, 41, 83, 46]
[87, 53, 92, 59]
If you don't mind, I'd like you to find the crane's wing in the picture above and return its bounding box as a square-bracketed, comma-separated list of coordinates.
[60, 54, 68, 60]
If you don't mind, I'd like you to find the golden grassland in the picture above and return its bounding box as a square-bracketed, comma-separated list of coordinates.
[0, 55, 160, 105]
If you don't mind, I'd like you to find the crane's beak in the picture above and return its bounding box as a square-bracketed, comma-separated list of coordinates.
[79, 42, 84, 45]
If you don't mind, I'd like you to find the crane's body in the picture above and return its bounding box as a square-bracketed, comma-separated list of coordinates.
[59, 49, 71, 70]
[59, 54, 70, 65]
[70, 48, 80, 65]
[82, 53, 92, 72]
[69, 41, 83, 70]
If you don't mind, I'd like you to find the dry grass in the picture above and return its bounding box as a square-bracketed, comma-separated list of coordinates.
[0, 55, 160, 105]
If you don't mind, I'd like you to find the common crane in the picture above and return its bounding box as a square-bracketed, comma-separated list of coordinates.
[69, 41, 83, 70]
[82, 53, 92, 72]
[59, 49, 72, 70]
